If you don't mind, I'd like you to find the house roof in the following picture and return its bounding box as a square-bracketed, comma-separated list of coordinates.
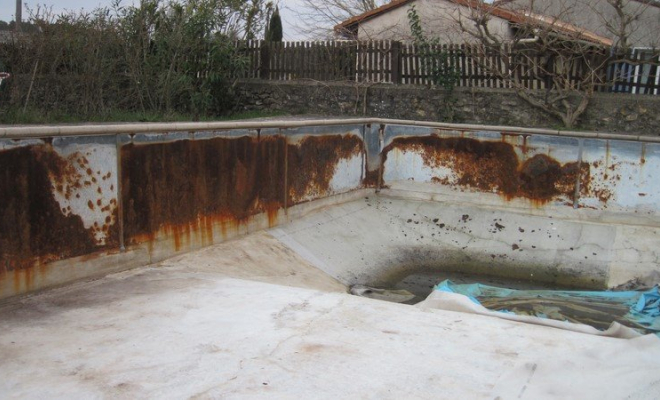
[334, 0, 613, 45]
[335, 0, 415, 35]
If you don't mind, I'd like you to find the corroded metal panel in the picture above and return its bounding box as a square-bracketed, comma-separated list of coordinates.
[3, 120, 657, 301]
[286, 125, 366, 205]
[581, 140, 660, 214]
[121, 130, 287, 248]
[362, 123, 383, 188]
[120, 126, 367, 253]
[0, 137, 119, 293]
[0, 125, 369, 299]
[381, 126, 587, 205]
[364, 123, 382, 172]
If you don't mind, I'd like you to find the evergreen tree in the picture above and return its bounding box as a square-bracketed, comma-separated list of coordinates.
[265, 6, 283, 42]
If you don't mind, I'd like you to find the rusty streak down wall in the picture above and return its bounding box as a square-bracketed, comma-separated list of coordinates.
[122, 135, 287, 247]
[121, 133, 365, 248]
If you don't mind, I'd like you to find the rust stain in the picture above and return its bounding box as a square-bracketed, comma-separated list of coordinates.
[287, 134, 364, 205]
[641, 143, 647, 165]
[519, 155, 588, 202]
[593, 188, 613, 203]
[121, 135, 287, 248]
[263, 202, 280, 228]
[586, 157, 623, 204]
[363, 168, 380, 188]
[122, 134, 366, 250]
[202, 216, 214, 246]
[381, 135, 589, 204]
[605, 140, 611, 169]
[0, 144, 116, 291]
[501, 132, 531, 155]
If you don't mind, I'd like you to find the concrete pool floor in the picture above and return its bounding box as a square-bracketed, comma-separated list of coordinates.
[2, 197, 660, 399]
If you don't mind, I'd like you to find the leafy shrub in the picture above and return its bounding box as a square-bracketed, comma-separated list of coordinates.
[0, 0, 266, 119]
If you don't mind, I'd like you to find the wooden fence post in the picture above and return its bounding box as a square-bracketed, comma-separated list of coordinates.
[260, 42, 270, 79]
[391, 41, 402, 84]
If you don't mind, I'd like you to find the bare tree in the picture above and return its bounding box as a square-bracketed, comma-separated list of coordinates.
[502, 0, 660, 52]
[598, 0, 645, 52]
[450, 0, 652, 128]
[286, 0, 386, 39]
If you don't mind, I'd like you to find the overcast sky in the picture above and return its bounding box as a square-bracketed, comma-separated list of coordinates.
[1, 0, 307, 39]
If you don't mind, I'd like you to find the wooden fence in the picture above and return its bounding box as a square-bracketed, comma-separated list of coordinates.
[236, 40, 660, 95]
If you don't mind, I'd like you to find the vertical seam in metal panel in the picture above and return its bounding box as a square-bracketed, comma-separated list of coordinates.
[282, 128, 288, 215]
[115, 133, 126, 252]
[361, 124, 366, 184]
[573, 138, 584, 209]
[377, 124, 385, 193]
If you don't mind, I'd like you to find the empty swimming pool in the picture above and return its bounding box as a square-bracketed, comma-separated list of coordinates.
[1, 118, 659, 398]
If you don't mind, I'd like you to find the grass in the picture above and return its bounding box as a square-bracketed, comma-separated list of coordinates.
[0, 108, 287, 125]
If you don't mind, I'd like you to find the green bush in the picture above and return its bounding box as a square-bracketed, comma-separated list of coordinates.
[0, 0, 266, 120]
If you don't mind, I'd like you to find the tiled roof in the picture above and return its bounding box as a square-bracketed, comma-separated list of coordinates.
[335, 0, 415, 34]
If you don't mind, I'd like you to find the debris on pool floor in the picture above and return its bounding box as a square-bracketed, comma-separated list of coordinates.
[350, 279, 660, 336]
[434, 280, 660, 335]
[349, 271, 660, 335]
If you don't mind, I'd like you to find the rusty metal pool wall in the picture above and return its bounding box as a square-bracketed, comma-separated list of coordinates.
[1, 120, 658, 300]
[380, 125, 660, 215]
[1, 125, 368, 299]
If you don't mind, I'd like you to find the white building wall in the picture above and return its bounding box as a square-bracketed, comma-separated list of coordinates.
[358, 0, 514, 43]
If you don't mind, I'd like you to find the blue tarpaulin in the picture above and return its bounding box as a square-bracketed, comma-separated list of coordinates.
[435, 280, 660, 336]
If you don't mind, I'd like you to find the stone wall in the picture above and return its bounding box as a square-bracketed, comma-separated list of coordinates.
[237, 80, 660, 135]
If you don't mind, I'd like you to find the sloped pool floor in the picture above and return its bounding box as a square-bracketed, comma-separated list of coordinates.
[1, 196, 660, 399]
